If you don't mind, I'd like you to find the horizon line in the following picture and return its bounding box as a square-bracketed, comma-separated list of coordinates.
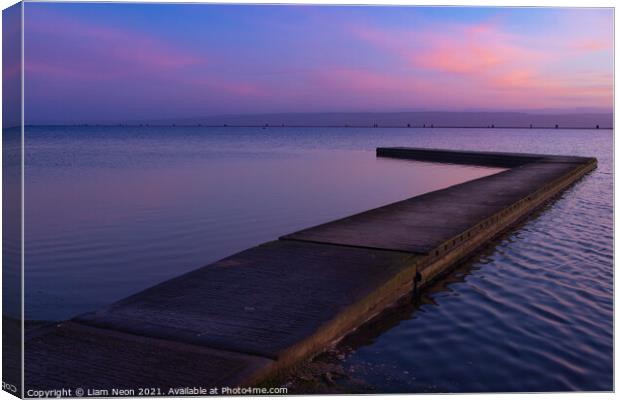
[16, 124, 613, 130]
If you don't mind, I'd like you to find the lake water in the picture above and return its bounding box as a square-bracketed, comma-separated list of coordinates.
[22, 126, 612, 392]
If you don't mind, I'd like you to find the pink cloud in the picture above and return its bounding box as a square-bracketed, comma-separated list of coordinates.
[26, 13, 207, 81]
[410, 22, 544, 76]
[413, 42, 503, 74]
[349, 21, 544, 76]
[299, 68, 449, 110]
[347, 19, 611, 109]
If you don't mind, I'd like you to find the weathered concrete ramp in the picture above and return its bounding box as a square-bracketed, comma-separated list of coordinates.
[26, 322, 271, 391]
[25, 148, 596, 394]
[281, 159, 591, 253]
[74, 241, 418, 361]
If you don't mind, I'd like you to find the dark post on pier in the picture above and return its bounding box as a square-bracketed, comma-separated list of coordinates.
[26, 148, 597, 394]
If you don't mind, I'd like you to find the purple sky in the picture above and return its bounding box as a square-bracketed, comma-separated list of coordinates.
[21, 3, 613, 124]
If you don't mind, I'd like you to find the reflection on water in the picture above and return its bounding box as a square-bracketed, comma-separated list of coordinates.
[24, 126, 612, 392]
[329, 185, 613, 392]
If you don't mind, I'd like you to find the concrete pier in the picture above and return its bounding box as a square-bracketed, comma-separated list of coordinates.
[25, 148, 596, 394]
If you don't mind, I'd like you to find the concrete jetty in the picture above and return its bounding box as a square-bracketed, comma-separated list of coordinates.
[25, 148, 596, 394]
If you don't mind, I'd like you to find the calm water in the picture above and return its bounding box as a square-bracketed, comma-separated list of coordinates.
[23, 126, 612, 392]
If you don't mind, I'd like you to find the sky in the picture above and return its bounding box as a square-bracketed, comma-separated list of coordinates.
[21, 3, 613, 124]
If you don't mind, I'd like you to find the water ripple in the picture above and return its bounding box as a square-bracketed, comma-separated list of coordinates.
[22, 127, 612, 392]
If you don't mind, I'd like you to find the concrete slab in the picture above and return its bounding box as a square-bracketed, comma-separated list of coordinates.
[377, 147, 593, 167]
[282, 162, 586, 254]
[25, 322, 272, 391]
[74, 241, 418, 360]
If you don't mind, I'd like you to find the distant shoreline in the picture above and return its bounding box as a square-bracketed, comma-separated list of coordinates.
[17, 111, 613, 130]
[21, 124, 613, 130]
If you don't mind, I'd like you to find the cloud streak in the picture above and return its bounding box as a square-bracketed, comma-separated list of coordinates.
[23, 4, 613, 123]
[26, 12, 207, 81]
[346, 15, 612, 110]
